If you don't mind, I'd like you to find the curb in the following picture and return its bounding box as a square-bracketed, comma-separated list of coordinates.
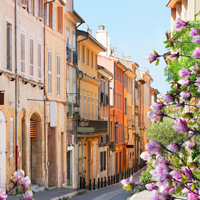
[49, 189, 89, 200]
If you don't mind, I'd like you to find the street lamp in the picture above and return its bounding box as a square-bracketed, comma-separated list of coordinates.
[115, 121, 119, 128]
[74, 103, 80, 117]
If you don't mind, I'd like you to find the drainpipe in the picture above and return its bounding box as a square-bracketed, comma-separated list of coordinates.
[44, 0, 55, 188]
[14, 0, 18, 171]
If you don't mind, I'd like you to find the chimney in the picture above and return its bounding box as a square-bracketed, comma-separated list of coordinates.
[89, 29, 92, 35]
[98, 25, 105, 30]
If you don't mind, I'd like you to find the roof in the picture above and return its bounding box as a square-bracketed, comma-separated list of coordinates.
[98, 65, 113, 78]
[58, 0, 66, 6]
[77, 30, 107, 51]
[166, 0, 181, 8]
[73, 10, 85, 23]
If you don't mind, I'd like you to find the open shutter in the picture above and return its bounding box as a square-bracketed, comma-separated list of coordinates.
[38, 0, 44, 20]
[28, 0, 32, 13]
[46, 3, 49, 26]
[21, 0, 27, 8]
[88, 96, 90, 120]
[57, 55, 60, 96]
[52, 4, 55, 30]
[21, 33, 25, 74]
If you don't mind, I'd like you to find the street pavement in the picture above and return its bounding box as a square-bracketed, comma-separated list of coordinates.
[71, 167, 146, 200]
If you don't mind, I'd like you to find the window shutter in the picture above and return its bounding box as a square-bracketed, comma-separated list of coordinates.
[6, 23, 12, 71]
[84, 95, 86, 119]
[92, 97, 94, 120]
[21, 0, 27, 8]
[30, 38, 34, 76]
[10, 117, 14, 158]
[80, 94, 82, 117]
[57, 55, 60, 96]
[30, 120, 37, 138]
[100, 152, 103, 171]
[52, 4, 55, 30]
[88, 96, 90, 120]
[96, 98, 98, 120]
[21, 33, 25, 74]
[46, 3, 49, 26]
[48, 51, 52, 94]
[104, 151, 106, 170]
[38, 0, 44, 20]
[38, 43, 42, 79]
[28, 0, 32, 13]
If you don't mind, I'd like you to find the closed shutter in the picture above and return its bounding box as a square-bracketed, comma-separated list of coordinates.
[38, 0, 44, 20]
[84, 95, 86, 119]
[21, 33, 25, 74]
[6, 23, 12, 71]
[10, 117, 14, 158]
[21, 0, 27, 8]
[46, 3, 49, 26]
[28, 0, 32, 13]
[30, 38, 34, 76]
[57, 55, 61, 96]
[92, 97, 94, 120]
[38, 42, 42, 79]
[88, 96, 90, 120]
[100, 152, 103, 171]
[104, 151, 106, 170]
[48, 50, 52, 94]
[80, 94, 82, 117]
[30, 120, 37, 138]
[96, 98, 98, 120]
[52, 4, 55, 30]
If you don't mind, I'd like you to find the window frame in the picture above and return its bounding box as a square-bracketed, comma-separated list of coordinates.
[57, 54, 61, 97]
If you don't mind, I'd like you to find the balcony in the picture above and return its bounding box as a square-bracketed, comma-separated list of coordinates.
[66, 46, 72, 63]
[78, 120, 108, 138]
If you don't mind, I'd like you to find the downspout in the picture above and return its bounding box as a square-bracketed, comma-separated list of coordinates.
[15, 0, 18, 171]
[44, 0, 55, 188]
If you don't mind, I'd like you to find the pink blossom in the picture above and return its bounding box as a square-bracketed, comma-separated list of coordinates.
[194, 78, 200, 92]
[170, 54, 178, 58]
[179, 67, 191, 79]
[150, 190, 166, 200]
[190, 63, 199, 74]
[187, 190, 200, 200]
[189, 28, 200, 37]
[189, 130, 195, 135]
[173, 18, 186, 30]
[147, 111, 159, 122]
[159, 185, 175, 195]
[121, 179, 130, 187]
[151, 103, 164, 109]
[192, 35, 200, 44]
[191, 47, 200, 58]
[155, 164, 170, 175]
[167, 144, 179, 152]
[23, 190, 33, 200]
[140, 151, 152, 161]
[145, 139, 160, 154]
[23, 176, 31, 190]
[197, 100, 200, 108]
[163, 94, 173, 104]
[170, 170, 182, 180]
[175, 103, 184, 107]
[182, 188, 190, 194]
[178, 79, 189, 86]
[145, 53, 159, 63]
[0, 189, 7, 200]
[180, 91, 191, 102]
[146, 182, 157, 191]
[12, 169, 25, 186]
[181, 166, 192, 179]
[172, 118, 189, 132]
[185, 141, 196, 151]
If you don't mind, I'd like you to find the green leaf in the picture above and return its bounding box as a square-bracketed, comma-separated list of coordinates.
[182, 113, 190, 119]
[153, 50, 158, 55]
[155, 59, 160, 66]
[193, 170, 200, 179]
[18, 185, 22, 189]
[182, 174, 186, 180]
[175, 187, 182, 193]
[164, 40, 171, 44]
[180, 106, 184, 113]
[9, 179, 14, 184]
[188, 163, 195, 168]
[165, 44, 171, 48]
[191, 184, 195, 191]
[124, 185, 132, 191]
[169, 180, 173, 187]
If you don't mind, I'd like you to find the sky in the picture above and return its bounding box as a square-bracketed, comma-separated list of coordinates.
[74, 0, 171, 95]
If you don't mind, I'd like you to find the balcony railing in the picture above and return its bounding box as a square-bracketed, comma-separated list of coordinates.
[88, 120, 108, 133]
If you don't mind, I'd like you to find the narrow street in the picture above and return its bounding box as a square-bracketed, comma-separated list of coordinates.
[71, 167, 145, 200]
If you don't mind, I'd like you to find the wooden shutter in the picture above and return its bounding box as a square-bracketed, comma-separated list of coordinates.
[30, 38, 34, 76]
[10, 117, 14, 157]
[92, 97, 94, 120]
[21, 33, 25, 74]
[6, 23, 12, 71]
[104, 151, 106, 170]
[28, 0, 32, 13]
[38, 43, 42, 79]
[100, 152, 103, 171]
[84, 95, 86, 119]
[52, 4, 55, 30]
[38, 0, 44, 20]
[21, 0, 27, 8]
[96, 98, 98, 120]
[46, 3, 49, 26]
[57, 55, 60, 96]
[48, 51, 52, 94]
[88, 96, 90, 120]
[30, 120, 37, 138]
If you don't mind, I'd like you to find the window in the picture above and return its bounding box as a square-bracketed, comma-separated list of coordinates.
[30, 37, 34, 76]
[52, 4, 55, 29]
[96, 98, 98, 120]
[73, 34, 76, 51]
[38, 0, 44, 20]
[21, 32, 25, 74]
[57, 54, 61, 96]
[91, 52, 93, 68]
[10, 117, 14, 158]
[48, 3, 55, 29]
[84, 95, 86, 119]
[21, 0, 27, 8]
[92, 97, 94, 120]
[88, 96, 90, 119]
[46, 3, 49, 26]
[48, 50, 52, 94]
[87, 49, 89, 66]
[82, 45, 85, 64]
[57, 6, 63, 34]
[28, 0, 35, 16]
[38, 42, 42, 80]
[100, 151, 106, 171]
[95, 54, 97, 70]
[6, 23, 12, 71]
[125, 98, 127, 115]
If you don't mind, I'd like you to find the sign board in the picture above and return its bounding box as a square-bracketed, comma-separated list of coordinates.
[126, 145, 134, 148]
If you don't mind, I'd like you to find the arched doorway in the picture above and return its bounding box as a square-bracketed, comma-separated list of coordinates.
[0, 110, 6, 189]
[30, 113, 42, 185]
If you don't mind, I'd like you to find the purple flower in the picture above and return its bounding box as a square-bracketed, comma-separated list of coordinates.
[170, 170, 182, 180]
[191, 47, 200, 58]
[173, 18, 186, 30]
[147, 107, 164, 122]
[147, 111, 159, 122]
[23, 190, 33, 200]
[12, 169, 25, 186]
[145, 53, 159, 63]
[146, 182, 157, 191]
[155, 164, 170, 175]
[151, 103, 164, 109]
[175, 103, 184, 107]
[0, 189, 7, 200]
[185, 141, 196, 151]
[159, 185, 175, 195]
[167, 144, 179, 152]
[121, 179, 130, 187]
[145, 139, 160, 154]
[23, 176, 31, 190]
[190, 63, 199, 74]
[180, 91, 191, 102]
[179, 67, 191, 79]
[150, 190, 166, 200]
[181, 166, 192, 179]
[197, 100, 200, 107]
[187, 190, 199, 200]
[172, 118, 189, 132]
[170, 54, 178, 58]
[192, 35, 200, 44]
[163, 94, 173, 104]
[140, 151, 152, 161]
[178, 79, 189, 86]
[189, 130, 195, 135]
[189, 28, 200, 37]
